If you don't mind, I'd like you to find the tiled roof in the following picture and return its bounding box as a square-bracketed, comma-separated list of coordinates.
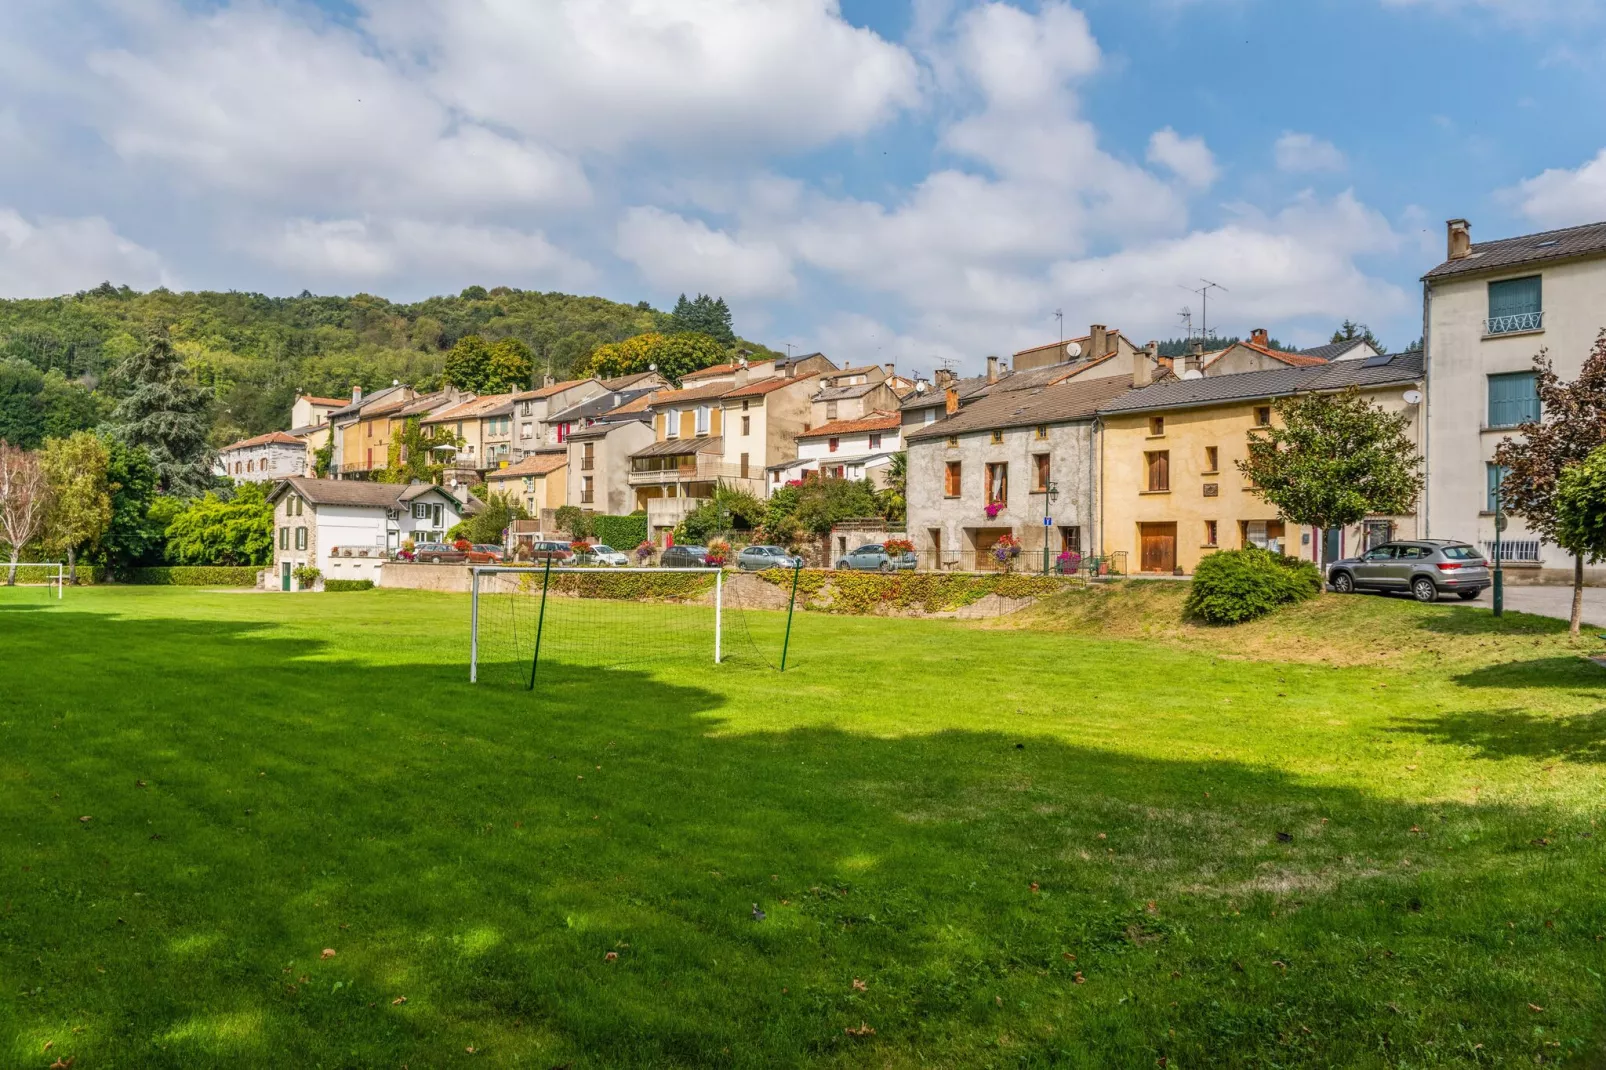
[631, 435, 723, 458]
[603, 392, 655, 415]
[395, 390, 459, 417]
[797, 411, 901, 439]
[1296, 339, 1371, 363]
[513, 377, 595, 401]
[681, 362, 741, 381]
[1424, 219, 1606, 280]
[486, 453, 568, 478]
[814, 381, 887, 402]
[565, 414, 650, 441]
[422, 394, 514, 422]
[1012, 330, 1126, 363]
[1097, 351, 1424, 415]
[548, 389, 653, 423]
[221, 431, 304, 451]
[646, 382, 732, 406]
[986, 353, 1120, 395]
[722, 373, 818, 399]
[829, 365, 884, 377]
[600, 371, 663, 391]
[1235, 340, 1330, 368]
[299, 395, 347, 407]
[267, 476, 465, 509]
[327, 384, 404, 420]
[907, 375, 1135, 441]
[900, 374, 992, 410]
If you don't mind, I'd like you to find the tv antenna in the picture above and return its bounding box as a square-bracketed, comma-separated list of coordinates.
[1177, 306, 1194, 341]
[784, 342, 794, 358]
[1178, 279, 1227, 342]
[1053, 308, 1064, 345]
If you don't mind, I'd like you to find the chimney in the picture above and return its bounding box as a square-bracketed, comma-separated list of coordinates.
[1447, 218, 1472, 261]
[351, 384, 363, 404]
[543, 374, 555, 387]
[884, 362, 895, 377]
[986, 356, 1001, 384]
[945, 385, 960, 415]
[1183, 351, 1203, 377]
[1135, 342, 1158, 388]
[1250, 328, 1269, 348]
[934, 367, 956, 389]
[1090, 324, 1108, 358]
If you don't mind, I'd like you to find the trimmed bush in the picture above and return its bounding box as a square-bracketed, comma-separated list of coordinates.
[1184, 548, 1321, 625]
[324, 579, 375, 592]
[592, 513, 648, 551]
[118, 566, 262, 587]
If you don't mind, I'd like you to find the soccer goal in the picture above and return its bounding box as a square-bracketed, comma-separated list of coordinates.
[4, 562, 64, 599]
[469, 562, 802, 687]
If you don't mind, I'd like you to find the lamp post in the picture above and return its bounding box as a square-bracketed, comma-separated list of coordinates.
[1493, 477, 1505, 618]
[1041, 481, 1059, 575]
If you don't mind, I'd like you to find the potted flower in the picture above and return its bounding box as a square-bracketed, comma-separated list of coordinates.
[634, 540, 655, 564]
[453, 538, 472, 552]
[1056, 550, 1081, 575]
[992, 533, 1022, 572]
[706, 538, 732, 567]
[984, 502, 1005, 520]
[883, 536, 915, 567]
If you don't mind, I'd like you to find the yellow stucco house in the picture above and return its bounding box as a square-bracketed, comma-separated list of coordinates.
[1097, 351, 1426, 574]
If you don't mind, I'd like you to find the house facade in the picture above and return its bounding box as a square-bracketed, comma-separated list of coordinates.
[631, 380, 734, 540]
[1098, 352, 1426, 575]
[421, 393, 513, 477]
[485, 453, 569, 517]
[218, 432, 307, 482]
[512, 377, 607, 457]
[718, 371, 820, 497]
[788, 412, 902, 488]
[566, 415, 655, 515]
[1424, 217, 1606, 583]
[906, 375, 1134, 571]
[338, 386, 414, 478]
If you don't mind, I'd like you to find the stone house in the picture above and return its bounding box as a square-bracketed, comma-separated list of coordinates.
[217, 432, 306, 483]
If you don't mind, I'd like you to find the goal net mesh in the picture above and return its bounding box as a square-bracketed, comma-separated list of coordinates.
[2, 563, 64, 599]
[470, 566, 799, 688]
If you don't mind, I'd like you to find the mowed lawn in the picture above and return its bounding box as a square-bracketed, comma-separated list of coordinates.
[2, 584, 1605, 1068]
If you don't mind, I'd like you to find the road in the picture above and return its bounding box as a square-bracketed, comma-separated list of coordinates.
[1467, 583, 1606, 629]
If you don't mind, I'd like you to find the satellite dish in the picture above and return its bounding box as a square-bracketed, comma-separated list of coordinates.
[1064, 341, 1083, 359]
[915, 381, 928, 393]
[1403, 389, 1423, 405]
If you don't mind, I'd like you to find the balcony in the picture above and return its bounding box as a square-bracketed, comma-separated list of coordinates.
[645, 495, 710, 531]
[1485, 310, 1543, 336]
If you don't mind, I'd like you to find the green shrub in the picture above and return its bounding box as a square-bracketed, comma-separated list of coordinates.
[324, 579, 375, 592]
[1184, 548, 1321, 625]
[592, 513, 648, 550]
[292, 564, 323, 589]
[118, 566, 262, 587]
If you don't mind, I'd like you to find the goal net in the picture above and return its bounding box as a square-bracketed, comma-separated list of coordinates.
[469, 564, 802, 688]
[2, 562, 64, 599]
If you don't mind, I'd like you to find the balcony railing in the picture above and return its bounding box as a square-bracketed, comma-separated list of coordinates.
[1482, 539, 1542, 563]
[1485, 310, 1544, 335]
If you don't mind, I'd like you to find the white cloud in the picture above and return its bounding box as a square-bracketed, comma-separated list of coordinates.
[1509, 149, 1606, 228]
[1147, 127, 1219, 189]
[615, 206, 795, 299]
[1274, 132, 1346, 173]
[0, 210, 169, 297]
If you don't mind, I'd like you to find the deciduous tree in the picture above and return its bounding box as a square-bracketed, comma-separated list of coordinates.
[1554, 445, 1606, 597]
[93, 439, 166, 570]
[163, 481, 274, 566]
[0, 442, 51, 584]
[1237, 388, 1422, 566]
[41, 432, 112, 582]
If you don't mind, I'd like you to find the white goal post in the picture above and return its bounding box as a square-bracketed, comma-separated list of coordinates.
[469, 564, 724, 685]
[4, 561, 64, 598]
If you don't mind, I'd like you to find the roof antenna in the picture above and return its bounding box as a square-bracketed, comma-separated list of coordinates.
[1178, 279, 1228, 343]
[1054, 308, 1064, 345]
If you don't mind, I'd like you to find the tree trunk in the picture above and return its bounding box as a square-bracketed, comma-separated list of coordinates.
[67, 545, 77, 585]
[1572, 554, 1585, 637]
[5, 548, 17, 586]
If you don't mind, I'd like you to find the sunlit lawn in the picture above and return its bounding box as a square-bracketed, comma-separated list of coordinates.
[1, 583, 1604, 1067]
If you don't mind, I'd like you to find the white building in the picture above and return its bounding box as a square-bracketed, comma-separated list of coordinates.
[218, 432, 307, 482]
[1424, 217, 1606, 584]
[264, 477, 480, 590]
[779, 411, 903, 488]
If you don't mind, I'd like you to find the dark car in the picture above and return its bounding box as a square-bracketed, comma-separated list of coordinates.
[464, 544, 506, 564]
[525, 540, 574, 563]
[737, 544, 803, 571]
[414, 541, 466, 564]
[835, 543, 918, 573]
[1327, 540, 1491, 602]
[660, 544, 711, 568]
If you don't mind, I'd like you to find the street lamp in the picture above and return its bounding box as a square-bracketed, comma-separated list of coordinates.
[1493, 475, 1505, 618]
[1041, 481, 1059, 575]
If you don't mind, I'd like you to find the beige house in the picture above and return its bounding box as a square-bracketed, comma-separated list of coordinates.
[217, 432, 306, 482]
[486, 453, 569, 516]
[1424, 217, 1605, 584]
[810, 366, 900, 428]
[566, 412, 655, 515]
[422, 393, 513, 476]
[719, 371, 821, 496]
[286, 394, 347, 472]
[631, 381, 733, 539]
[511, 377, 607, 457]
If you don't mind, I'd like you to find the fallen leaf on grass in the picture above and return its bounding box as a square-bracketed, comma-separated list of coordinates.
[844, 1023, 876, 1037]
[604, 951, 618, 962]
[42, 1041, 52, 1051]
[78, 816, 91, 823]
[1096, 833, 1107, 841]
[1062, 952, 1076, 962]
[1146, 901, 1157, 914]
[1528, 1003, 1544, 1013]
[135, 780, 146, 788]
[49, 1058, 73, 1070]
[852, 978, 867, 991]
[392, 996, 407, 1005]
[321, 948, 336, 959]
[1029, 883, 1039, 893]
[1072, 972, 1085, 984]
[465, 1046, 476, 1054]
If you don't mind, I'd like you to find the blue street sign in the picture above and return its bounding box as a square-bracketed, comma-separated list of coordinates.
[1043, 516, 1053, 526]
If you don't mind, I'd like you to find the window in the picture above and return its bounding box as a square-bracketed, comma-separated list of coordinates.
[1363, 519, 1394, 550]
[1033, 453, 1050, 492]
[582, 475, 594, 504]
[1204, 446, 1219, 473]
[521, 422, 533, 440]
[826, 400, 838, 420]
[986, 462, 1008, 506]
[278, 526, 289, 550]
[828, 437, 840, 453]
[1059, 526, 1081, 553]
[944, 460, 962, 497]
[582, 442, 595, 470]
[295, 526, 307, 550]
[924, 409, 937, 426]
[412, 502, 427, 519]
[1254, 406, 1272, 427]
[946, 435, 959, 448]
[1487, 275, 1542, 334]
[695, 406, 710, 435]
[294, 497, 303, 517]
[366, 422, 373, 437]
[1488, 372, 1540, 428]
[740, 453, 750, 478]
[1486, 462, 1511, 511]
[990, 430, 1004, 445]
[521, 402, 532, 416]
[742, 415, 751, 436]
[246, 459, 254, 473]
[868, 432, 881, 450]
[1149, 416, 1165, 436]
[1145, 450, 1170, 492]
[666, 411, 679, 438]
[1035, 425, 1048, 440]
[1204, 520, 1218, 547]
[742, 399, 750, 411]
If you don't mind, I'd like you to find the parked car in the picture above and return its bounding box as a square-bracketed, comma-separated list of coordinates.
[661, 544, 712, 568]
[737, 544, 803, 571]
[574, 543, 630, 567]
[836, 542, 918, 572]
[1327, 540, 1491, 602]
[526, 540, 574, 563]
[463, 544, 506, 564]
[414, 542, 466, 564]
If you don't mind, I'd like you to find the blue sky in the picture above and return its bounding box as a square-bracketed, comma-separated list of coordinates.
[1, 0, 1604, 377]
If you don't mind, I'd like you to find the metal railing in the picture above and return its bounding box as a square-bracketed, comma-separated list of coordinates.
[1482, 539, 1542, 563]
[1485, 310, 1544, 335]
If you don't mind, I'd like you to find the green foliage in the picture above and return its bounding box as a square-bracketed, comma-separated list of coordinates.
[443, 334, 533, 393]
[591, 512, 647, 550]
[377, 416, 460, 485]
[0, 358, 106, 449]
[754, 568, 1077, 613]
[1330, 319, 1385, 352]
[544, 570, 714, 601]
[669, 293, 735, 346]
[1184, 548, 1321, 625]
[115, 565, 260, 585]
[1155, 335, 1290, 358]
[292, 564, 323, 588]
[109, 330, 214, 496]
[162, 481, 274, 566]
[40, 432, 112, 574]
[552, 504, 592, 538]
[578, 331, 727, 384]
[676, 484, 765, 543]
[1237, 387, 1422, 541]
[324, 578, 375, 591]
[312, 432, 335, 478]
[462, 491, 528, 545]
[761, 478, 882, 540]
[1554, 443, 1606, 565]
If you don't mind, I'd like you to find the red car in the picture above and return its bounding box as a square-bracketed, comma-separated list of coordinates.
[463, 544, 507, 564]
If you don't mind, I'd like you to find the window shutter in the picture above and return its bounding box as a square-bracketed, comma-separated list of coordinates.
[1488, 276, 1541, 319]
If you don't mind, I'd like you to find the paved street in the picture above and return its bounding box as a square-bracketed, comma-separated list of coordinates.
[1467, 583, 1606, 629]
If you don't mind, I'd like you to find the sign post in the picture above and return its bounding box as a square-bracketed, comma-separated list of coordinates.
[1493, 484, 1506, 618]
[1040, 482, 1058, 576]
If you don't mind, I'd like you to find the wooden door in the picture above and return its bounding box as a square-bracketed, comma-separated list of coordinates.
[1139, 522, 1177, 573]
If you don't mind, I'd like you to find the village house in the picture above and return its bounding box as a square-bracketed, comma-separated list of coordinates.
[485, 453, 569, 517]
[511, 377, 609, 457]
[265, 477, 479, 590]
[1011, 325, 1143, 373]
[421, 393, 513, 479]
[630, 379, 735, 542]
[217, 432, 306, 482]
[810, 365, 900, 428]
[718, 370, 821, 497]
[1097, 351, 1426, 575]
[1423, 216, 1606, 584]
[339, 385, 415, 478]
[786, 411, 903, 487]
[285, 394, 347, 474]
[564, 395, 656, 515]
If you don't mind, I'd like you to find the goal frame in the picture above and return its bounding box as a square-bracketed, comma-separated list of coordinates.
[469, 563, 725, 685]
[5, 561, 64, 599]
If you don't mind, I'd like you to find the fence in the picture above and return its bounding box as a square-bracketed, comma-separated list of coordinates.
[1482, 539, 1542, 563]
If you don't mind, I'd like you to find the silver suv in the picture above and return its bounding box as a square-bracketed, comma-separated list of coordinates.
[1327, 540, 1491, 602]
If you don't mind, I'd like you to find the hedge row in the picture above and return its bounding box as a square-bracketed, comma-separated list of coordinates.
[591, 513, 648, 551]
[497, 568, 715, 602]
[757, 568, 1078, 614]
[324, 578, 375, 592]
[1, 565, 79, 584]
[118, 566, 263, 587]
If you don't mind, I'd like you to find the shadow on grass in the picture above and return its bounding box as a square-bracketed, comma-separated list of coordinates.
[1388, 706, 1606, 764]
[1450, 655, 1606, 690]
[2, 606, 1604, 1068]
[1412, 602, 1576, 637]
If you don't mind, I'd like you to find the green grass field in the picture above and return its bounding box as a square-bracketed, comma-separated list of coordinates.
[2, 583, 1604, 1067]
